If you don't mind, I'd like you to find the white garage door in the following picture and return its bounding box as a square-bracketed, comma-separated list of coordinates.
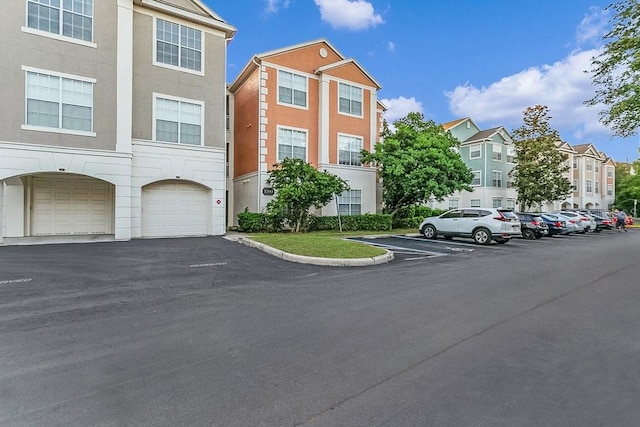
[32, 175, 113, 236]
[142, 180, 209, 237]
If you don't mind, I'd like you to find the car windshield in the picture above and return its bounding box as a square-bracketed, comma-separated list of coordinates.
[498, 210, 518, 220]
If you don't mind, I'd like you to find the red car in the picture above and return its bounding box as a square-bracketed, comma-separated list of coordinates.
[612, 215, 634, 226]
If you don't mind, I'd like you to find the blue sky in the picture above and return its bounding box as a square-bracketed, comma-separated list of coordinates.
[208, 0, 640, 163]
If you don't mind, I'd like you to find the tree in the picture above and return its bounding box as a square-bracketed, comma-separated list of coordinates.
[266, 158, 349, 232]
[585, 0, 640, 138]
[361, 112, 473, 217]
[615, 159, 640, 214]
[511, 105, 572, 211]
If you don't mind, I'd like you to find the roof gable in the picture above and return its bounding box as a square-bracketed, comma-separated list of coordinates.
[315, 59, 381, 89]
[136, 0, 235, 36]
[573, 143, 601, 157]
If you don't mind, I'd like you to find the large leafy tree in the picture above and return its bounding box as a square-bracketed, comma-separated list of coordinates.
[585, 0, 640, 138]
[511, 105, 572, 211]
[615, 159, 640, 214]
[266, 158, 349, 232]
[361, 112, 473, 217]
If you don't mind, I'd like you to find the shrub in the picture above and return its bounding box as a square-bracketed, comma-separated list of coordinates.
[307, 213, 392, 231]
[237, 209, 283, 232]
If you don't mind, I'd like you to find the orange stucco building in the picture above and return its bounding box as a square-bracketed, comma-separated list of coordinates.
[227, 39, 385, 224]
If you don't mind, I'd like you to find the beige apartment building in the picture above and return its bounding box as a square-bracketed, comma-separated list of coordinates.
[0, 0, 235, 244]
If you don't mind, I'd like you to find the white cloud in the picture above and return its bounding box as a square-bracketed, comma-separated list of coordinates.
[445, 48, 610, 141]
[264, 0, 291, 14]
[314, 0, 384, 31]
[386, 41, 395, 52]
[576, 6, 609, 47]
[380, 96, 423, 124]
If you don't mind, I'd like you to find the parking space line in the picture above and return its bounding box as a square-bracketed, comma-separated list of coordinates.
[0, 278, 32, 285]
[189, 262, 228, 268]
[352, 240, 449, 257]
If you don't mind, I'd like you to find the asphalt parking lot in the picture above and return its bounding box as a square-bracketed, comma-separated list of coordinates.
[2, 230, 640, 426]
[349, 229, 635, 260]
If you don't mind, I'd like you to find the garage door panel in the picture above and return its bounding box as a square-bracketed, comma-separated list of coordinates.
[32, 175, 113, 236]
[142, 181, 209, 237]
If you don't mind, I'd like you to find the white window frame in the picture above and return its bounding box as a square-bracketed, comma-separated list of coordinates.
[586, 179, 593, 193]
[586, 162, 593, 172]
[492, 144, 502, 161]
[607, 184, 613, 196]
[449, 199, 459, 210]
[277, 69, 308, 109]
[492, 198, 503, 208]
[573, 179, 578, 191]
[492, 170, 502, 187]
[506, 148, 515, 163]
[23, 0, 95, 47]
[506, 198, 515, 209]
[607, 167, 613, 178]
[470, 199, 481, 208]
[338, 133, 363, 166]
[153, 18, 204, 76]
[152, 93, 204, 146]
[469, 144, 481, 159]
[595, 164, 599, 174]
[595, 181, 599, 194]
[277, 125, 308, 162]
[471, 170, 481, 186]
[22, 66, 96, 137]
[338, 189, 362, 216]
[338, 82, 363, 118]
[573, 158, 577, 168]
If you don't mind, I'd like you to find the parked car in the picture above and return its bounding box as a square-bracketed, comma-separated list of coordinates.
[553, 211, 590, 233]
[419, 208, 521, 245]
[612, 214, 634, 226]
[515, 212, 549, 239]
[540, 214, 569, 236]
[591, 214, 613, 231]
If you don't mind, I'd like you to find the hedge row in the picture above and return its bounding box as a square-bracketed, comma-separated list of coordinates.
[237, 211, 392, 232]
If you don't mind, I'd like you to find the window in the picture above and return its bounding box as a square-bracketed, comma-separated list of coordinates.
[338, 190, 361, 215]
[572, 179, 578, 191]
[471, 170, 481, 186]
[595, 181, 599, 194]
[595, 164, 599, 174]
[338, 134, 362, 166]
[492, 144, 502, 161]
[470, 199, 481, 208]
[573, 158, 577, 168]
[607, 184, 613, 196]
[492, 171, 502, 187]
[442, 210, 462, 219]
[586, 162, 593, 172]
[506, 148, 515, 163]
[27, 0, 93, 42]
[506, 198, 515, 209]
[278, 127, 307, 161]
[449, 199, 459, 210]
[155, 95, 203, 145]
[156, 19, 202, 72]
[607, 168, 613, 178]
[469, 145, 481, 159]
[278, 70, 307, 107]
[25, 70, 93, 133]
[507, 177, 515, 188]
[338, 83, 362, 116]
[492, 198, 502, 208]
[586, 179, 593, 193]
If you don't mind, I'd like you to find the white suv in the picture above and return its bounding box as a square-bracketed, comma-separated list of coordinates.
[419, 208, 521, 245]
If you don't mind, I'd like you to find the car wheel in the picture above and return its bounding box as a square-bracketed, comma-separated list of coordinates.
[472, 227, 492, 245]
[522, 229, 535, 240]
[422, 224, 436, 239]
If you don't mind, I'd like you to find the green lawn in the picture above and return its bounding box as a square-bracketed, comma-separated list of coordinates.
[248, 229, 417, 258]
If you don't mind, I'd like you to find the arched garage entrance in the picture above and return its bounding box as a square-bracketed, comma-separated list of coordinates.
[141, 180, 210, 237]
[8, 173, 115, 237]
